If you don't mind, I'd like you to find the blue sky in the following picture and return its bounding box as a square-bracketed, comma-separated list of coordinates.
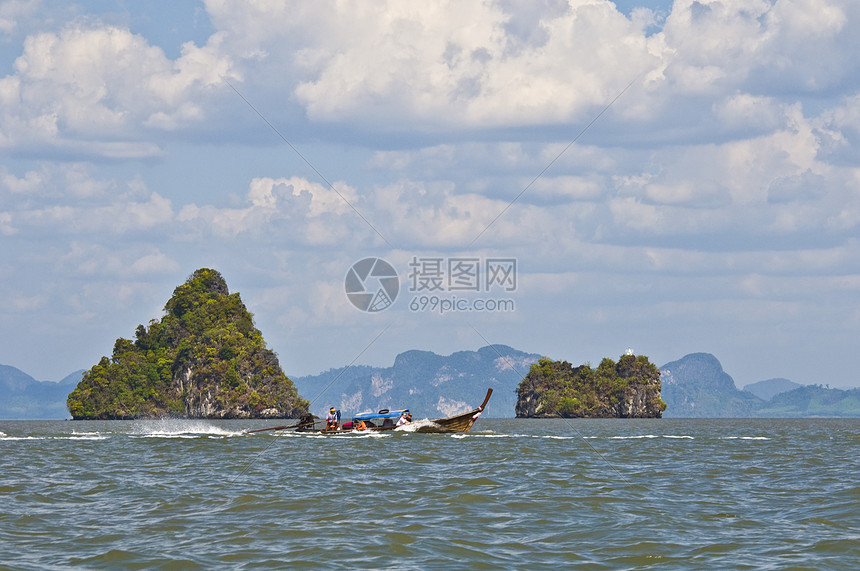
[1, 0, 859, 390]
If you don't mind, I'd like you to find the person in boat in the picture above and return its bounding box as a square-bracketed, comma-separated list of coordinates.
[325, 407, 339, 431]
[354, 419, 367, 430]
[396, 412, 411, 427]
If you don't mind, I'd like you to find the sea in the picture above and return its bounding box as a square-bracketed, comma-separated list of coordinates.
[1, 418, 857, 570]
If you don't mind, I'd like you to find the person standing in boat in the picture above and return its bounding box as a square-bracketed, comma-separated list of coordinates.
[325, 407, 339, 431]
[396, 412, 411, 427]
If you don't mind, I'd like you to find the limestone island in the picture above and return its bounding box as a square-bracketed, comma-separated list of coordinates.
[67, 268, 309, 420]
[516, 354, 666, 418]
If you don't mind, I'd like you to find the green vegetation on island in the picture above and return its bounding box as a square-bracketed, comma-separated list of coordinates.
[67, 268, 309, 420]
[515, 354, 666, 418]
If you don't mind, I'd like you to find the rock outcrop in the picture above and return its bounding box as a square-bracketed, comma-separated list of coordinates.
[515, 354, 665, 418]
[67, 268, 308, 420]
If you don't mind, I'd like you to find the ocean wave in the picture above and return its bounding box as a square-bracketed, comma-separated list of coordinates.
[130, 420, 244, 438]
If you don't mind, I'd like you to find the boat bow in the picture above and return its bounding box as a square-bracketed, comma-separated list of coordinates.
[417, 388, 493, 433]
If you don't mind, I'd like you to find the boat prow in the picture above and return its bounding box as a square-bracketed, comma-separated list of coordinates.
[416, 388, 493, 433]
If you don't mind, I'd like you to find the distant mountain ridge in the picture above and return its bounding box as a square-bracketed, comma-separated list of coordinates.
[757, 385, 860, 417]
[292, 345, 542, 419]
[743, 378, 802, 401]
[660, 353, 859, 417]
[0, 365, 82, 419]
[660, 353, 763, 417]
[3, 349, 858, 419]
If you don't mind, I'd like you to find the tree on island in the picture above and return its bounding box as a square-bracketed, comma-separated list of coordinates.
[515, 354, 666, 418]
[67, 268, 309, 420]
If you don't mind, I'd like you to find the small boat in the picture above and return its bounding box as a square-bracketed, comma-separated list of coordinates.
[247, 388, 493, 435]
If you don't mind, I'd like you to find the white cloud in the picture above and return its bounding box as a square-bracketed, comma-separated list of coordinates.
[1, 166, 44, 194]
[0, 293, 45, 312]
[662, 0, 856, 93]
[55, 242, 179, 285]
[3, 0, 857, 157]
[128, 252, 181, 276]
[825, 91, 860, 135]
[1, 22, 234, 156]
[1, 164, 174, 236]
[12, 191, 173, 233]
[0, 0, 40, 39]
[205, 0, 663, 127]
[713, 93, 785, 133]
[176, 176, 367, 244]
[529, 175, 606, 201]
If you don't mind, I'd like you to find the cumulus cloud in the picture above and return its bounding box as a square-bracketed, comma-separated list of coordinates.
[3, 0, 859, 155]
[0, 21, 234, 156]
[0, 166, 44, 195]
[204, 0, 663, 128]
[0, 164, 174, 235]
[824, 91, 860, 135]
[58, 242, 178, 278]
[0, 0, 40, 39]
[176, 176, 363, 241]
[194, 0, 860, 146]
[661, 0, 857, 94]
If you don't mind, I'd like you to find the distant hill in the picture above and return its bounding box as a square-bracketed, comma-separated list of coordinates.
[0, 365, 82, 419]
[743, 378, 802, 401]
[292, 345, 541, 419]
[660, 353, 859, 417]
[660, 353, 764, 417]
[757, 385, 860, 417]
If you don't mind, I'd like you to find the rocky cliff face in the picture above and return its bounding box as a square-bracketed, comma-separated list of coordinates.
[514, 390, 540, 417]
[515, 381, 664, 418]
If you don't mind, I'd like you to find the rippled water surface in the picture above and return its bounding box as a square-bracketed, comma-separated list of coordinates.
[1, 418, 857, 569]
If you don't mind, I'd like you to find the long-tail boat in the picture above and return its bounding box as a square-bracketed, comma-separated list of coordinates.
[247, 388, 492, 435]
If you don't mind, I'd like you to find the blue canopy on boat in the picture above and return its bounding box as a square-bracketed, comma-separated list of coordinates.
[352, 409, 410, 421]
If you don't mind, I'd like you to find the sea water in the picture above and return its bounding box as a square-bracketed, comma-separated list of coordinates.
[1, 418, 857, 569]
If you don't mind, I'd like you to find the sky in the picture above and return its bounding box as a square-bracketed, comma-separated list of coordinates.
[1, 0, 859, 390]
